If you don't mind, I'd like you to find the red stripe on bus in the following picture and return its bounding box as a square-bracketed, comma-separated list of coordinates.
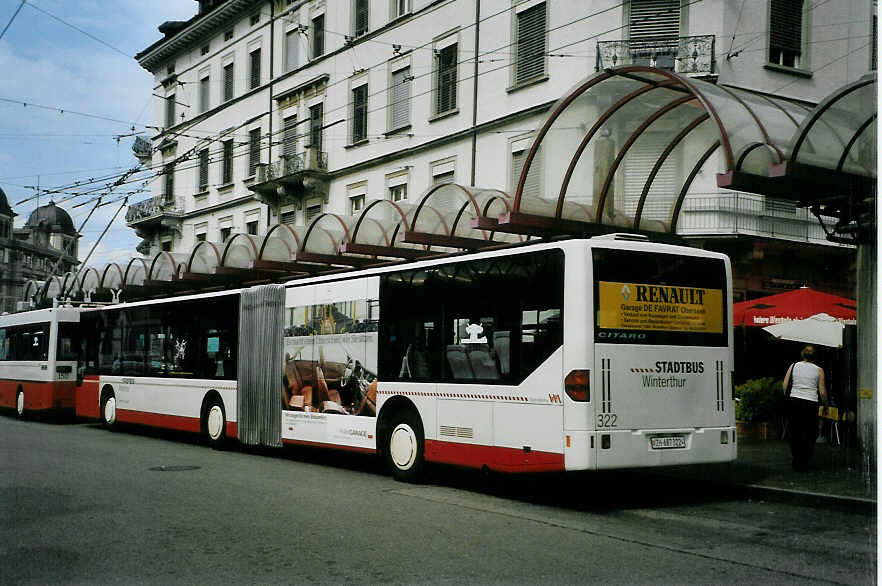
[425, 440, 564, 473]
[282, 438, 375, 454]
[0, 379, 76, 411]
[75, 376, 100, 420]
[116, 409, 202, 433]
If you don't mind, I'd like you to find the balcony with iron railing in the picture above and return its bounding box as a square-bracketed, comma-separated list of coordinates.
[126, 195, 185, 225]
[674, 192, 846, 245]
[250, 148, 329, 206]
[596, 34, 715, 76]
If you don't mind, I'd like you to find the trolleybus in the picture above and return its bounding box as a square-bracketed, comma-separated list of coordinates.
[0, 305, 88, 418]
[69, 236, 735, 480]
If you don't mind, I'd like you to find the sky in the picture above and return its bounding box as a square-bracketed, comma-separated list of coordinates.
[0, 0, 196, 266]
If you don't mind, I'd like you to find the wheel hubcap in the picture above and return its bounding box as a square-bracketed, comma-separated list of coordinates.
[104, 397, 116, 425]
[389, 424, 417, 470]
[207, 405, 224, 440]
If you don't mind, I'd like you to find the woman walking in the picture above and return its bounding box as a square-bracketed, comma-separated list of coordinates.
[782, 345, 829, 471]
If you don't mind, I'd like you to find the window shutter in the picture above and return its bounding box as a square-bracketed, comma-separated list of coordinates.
[280, 210, 297, 225]
[511, 149, 541, 199]
[249, 128, 261, 176]
[250, 49, 261, 89]
[352, 85, 367, 142]
[286, 30, 298, 71]
[769, 0, 803, 53]
[309, 103, 323, 151]
[623, 132, 678, 217]
[306, 204, 322, 222]
[200, 77, 210, 113]
[283, 116, 298, 160]
[516, 3, 546, 84]
[198, 149, 209, 189]
[166, 94, 175, 127]
[224, 63, 234, 101]
[164, 163, 175, 202]
[312, 15, 324, 57]
[222, 139, 233, 183]
[436, 44, 457, 114]
[391, 67, 410, 130]
[629, 0, 680, 39]
[355, 0, 369, 36]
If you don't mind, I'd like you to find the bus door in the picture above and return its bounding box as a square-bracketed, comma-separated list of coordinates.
[591, 246, 732, 469]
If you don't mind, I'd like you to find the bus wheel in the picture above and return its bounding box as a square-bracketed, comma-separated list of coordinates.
[15, 389, 25, 420]
[101, 389, 117, 430]
[384, 411, 425, 483]
[204, 398, 226, 449]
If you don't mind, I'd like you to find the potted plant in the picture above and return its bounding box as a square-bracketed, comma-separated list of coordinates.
[734, 377, 786, 439]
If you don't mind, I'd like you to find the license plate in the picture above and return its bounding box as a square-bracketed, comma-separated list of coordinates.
[650, 435, 686, 449]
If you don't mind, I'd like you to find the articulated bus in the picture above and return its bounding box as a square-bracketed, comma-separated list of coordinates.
[55, 236, 735, 480]
[0, 306, 86, 418]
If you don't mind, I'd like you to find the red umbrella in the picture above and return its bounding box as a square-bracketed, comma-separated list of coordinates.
[733, 287, 856, 327]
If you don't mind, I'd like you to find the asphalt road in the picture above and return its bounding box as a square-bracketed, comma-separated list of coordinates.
[0, 416, 875, 585]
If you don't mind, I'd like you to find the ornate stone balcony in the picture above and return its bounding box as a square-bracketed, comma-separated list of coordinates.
[596, 35, 715, 76]
[249, 148, 329, 208]
[125, 195, 184, 239]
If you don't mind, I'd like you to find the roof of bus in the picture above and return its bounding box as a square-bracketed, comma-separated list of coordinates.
[0, 306, 81, 327]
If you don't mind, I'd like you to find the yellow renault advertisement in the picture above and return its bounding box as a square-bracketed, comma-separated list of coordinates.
[597, 282, 724, 334]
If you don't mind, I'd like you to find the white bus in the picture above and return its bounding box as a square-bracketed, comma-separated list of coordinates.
[81, 236, 735, 480]
[0, 306, 84, 418]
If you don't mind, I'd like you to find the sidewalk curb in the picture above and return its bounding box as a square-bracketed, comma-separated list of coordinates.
[737, 483, 877, 515]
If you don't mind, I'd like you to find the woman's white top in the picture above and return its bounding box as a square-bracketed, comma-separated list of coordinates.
[790, 361, 821, 402]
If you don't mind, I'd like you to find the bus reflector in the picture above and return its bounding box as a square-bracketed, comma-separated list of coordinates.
[564, 370, 590, 402]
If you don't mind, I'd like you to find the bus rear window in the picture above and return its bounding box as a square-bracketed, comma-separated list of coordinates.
[592, 248, 728, 347]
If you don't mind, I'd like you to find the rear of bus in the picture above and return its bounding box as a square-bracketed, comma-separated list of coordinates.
[572, 240, 735, 469]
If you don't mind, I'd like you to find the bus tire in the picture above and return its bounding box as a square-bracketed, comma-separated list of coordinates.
[384, 410, 425, 483]
[100, 388, 117, 430]
[203, 396, 227, 450]
[15, 388, 25, 420]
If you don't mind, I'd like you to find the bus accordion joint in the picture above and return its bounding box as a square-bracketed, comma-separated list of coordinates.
[564, 370, 590, 402]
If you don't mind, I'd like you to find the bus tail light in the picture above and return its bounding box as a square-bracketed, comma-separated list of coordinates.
[564, 370, 590, 402]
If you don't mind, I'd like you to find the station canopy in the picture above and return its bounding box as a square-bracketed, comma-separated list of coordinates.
[23, 67, 876, 306]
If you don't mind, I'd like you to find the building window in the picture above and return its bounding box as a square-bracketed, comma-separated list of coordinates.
[222, 139, 234, 184]
[769, 0, 805, 68]
[280, 210, 296, 225]
[200, 75, 210, 113]
[198, 149, 209, 190]
[309, 103, 323, 151]
[246, 220, 258, 235]
[223, 62, 234, 101]
[196, 232, 207, 242]
[389, 183, 407, 202]
[306, 203, 322, 223]
[353, 0, 369, 37]
[510, 148, 542, 199]
[514, 2, 547, 85]
[248, 128, 262, 177]
[391, 0, 411, 19]
[311, 14, 325, 58]
[286, 28, 299, 72]
[163, 163, 175, 202]
[161, 241, 172, 252]
[201, 44, 210, 56]
[350, 194, 365, 214]
[250, 48, 261, 89]
[283, 115, 298, 167]
[628, 0, 680, 69]
[351, 83, 368, 143]
[389, 66, 410, 131]
[220, 227, 232, 242]
[435, 43, 457, 115]
[165, 93, 176, 127]
[224, 29, 234, 41]
[250, 13, 260, 26]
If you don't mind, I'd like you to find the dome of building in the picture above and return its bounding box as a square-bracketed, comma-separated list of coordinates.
[0, 187, 12, 217]
[25, 201, 76, 236]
